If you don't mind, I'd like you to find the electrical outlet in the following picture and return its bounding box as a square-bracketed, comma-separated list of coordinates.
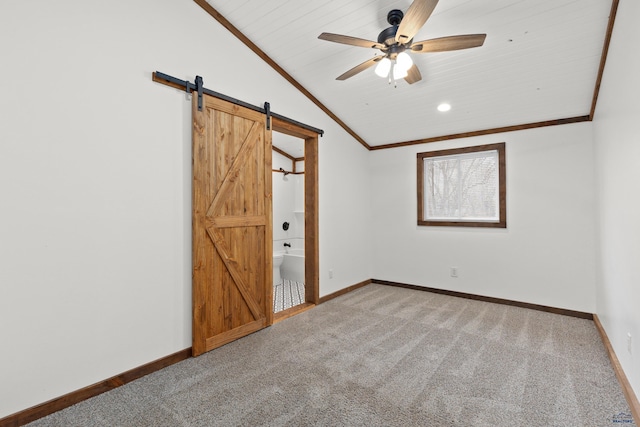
[628, 333, 632, 355]
[329, 269, 334, 279]
[450, 267, 458, 278]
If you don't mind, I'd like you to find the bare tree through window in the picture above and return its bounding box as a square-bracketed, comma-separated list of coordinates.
[417, 143, 506, 228]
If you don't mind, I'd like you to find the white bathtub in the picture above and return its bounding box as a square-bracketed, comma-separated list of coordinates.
[282, 249, 305, 283]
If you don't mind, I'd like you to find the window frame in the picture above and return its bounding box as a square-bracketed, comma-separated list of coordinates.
[417, 142, 506, 228]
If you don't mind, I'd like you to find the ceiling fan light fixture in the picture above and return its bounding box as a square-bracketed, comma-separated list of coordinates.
[318, 0, 488, 85]
[396, 51, 413, 72]
[375, 57, 391, 77]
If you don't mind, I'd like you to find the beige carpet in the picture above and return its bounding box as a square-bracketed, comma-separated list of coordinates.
[27, 284, 635, 426]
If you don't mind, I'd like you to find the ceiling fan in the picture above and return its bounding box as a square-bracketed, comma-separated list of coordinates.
[318, 0, 486, 85]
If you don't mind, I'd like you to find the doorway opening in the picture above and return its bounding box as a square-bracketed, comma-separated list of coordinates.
[271, 119, 319, 322]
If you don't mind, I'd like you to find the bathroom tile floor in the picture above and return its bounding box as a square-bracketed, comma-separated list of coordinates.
[273, 279, 305, 313]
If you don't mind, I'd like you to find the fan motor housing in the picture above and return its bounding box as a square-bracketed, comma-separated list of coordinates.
[378, 9, 412, 47]
[378, 26, 398, 46]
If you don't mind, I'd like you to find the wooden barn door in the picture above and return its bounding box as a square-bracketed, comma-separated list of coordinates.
[192, 93, 272, 357]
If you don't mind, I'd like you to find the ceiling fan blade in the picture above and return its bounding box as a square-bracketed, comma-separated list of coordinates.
[411, 34, 487, 53]
[404, 64, 422, 84]
[396, 0, 439, 44]
[319, 33, 385, 50]
[336, 56, 383, 80]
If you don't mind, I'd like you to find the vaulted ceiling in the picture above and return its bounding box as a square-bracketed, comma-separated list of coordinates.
[199, 0, 616, 151]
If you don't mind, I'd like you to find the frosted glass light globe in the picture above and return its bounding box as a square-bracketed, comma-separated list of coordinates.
[396, 51, 413, 72]
[393, 63, 408, 79]
[375, 57, 391, 77]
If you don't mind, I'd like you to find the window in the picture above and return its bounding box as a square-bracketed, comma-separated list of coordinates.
[417, 142, 506, 228]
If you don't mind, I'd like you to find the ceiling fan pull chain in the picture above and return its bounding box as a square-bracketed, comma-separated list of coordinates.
[391, 62, 398, 88]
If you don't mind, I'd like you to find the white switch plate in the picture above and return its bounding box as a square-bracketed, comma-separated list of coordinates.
[450, 267, 458, 278]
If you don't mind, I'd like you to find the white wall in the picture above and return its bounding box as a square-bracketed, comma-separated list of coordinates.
[592, 0, 640, 398]
[371, 123, 598, 312]
[0, 0, 372, 417]
[272, 151, 304, 252]
[318, 133, 373, 296]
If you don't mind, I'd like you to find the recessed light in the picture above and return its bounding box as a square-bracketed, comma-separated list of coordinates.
[437, 103, 451, 112]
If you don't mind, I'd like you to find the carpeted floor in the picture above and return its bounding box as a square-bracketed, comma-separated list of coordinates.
[27, 284, 635, 426]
